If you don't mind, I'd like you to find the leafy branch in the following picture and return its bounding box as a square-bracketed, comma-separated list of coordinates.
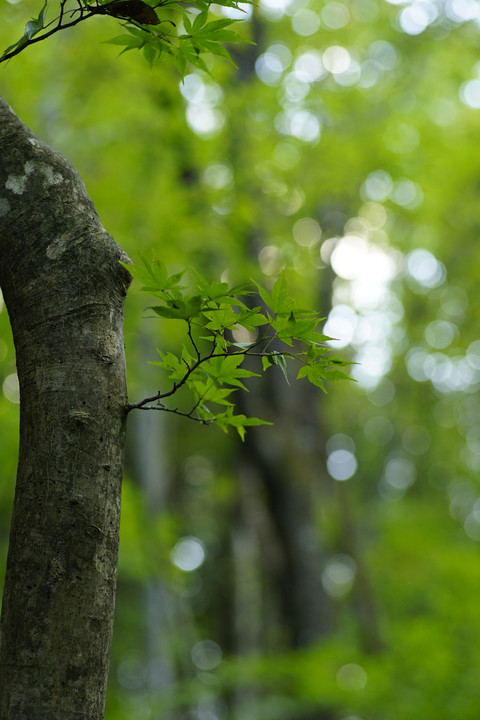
[125, 257, 353, 439]
[1, 0, 88, 63]
[1, 0, 252, 73]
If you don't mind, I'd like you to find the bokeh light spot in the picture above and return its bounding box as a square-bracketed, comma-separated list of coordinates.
[324, 304, 357, 348]
[203, 163, 233, 190]
[294, 50, 325, 82]
[258, 245, 285, 275]
[406, 249, 446, 289]
[293, 217, 322, 246]
[321, 1, 350, 28]
[323, 45, 351, 74]
[3, 373, 19, 404]
[460, 79, 480, 109]
[291, 8, 321, 35]
[327, 449, 358, 481]
[191, 640, 222, 671]
[322, 554, 357, 597]
[361, 170, 393, 202]
[256, 52, 285, 85]
[336, 664, 368, 691]
[171, 537, 206, 572]
[425, 319, 457, 349]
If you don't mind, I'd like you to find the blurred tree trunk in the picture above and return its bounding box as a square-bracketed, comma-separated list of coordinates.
[229, 20, 333, 651]
[0, 96, 131, 718]
[337, 483, 385, 654]
[125, 350, 176, 713]
[239, 369, 333, 648]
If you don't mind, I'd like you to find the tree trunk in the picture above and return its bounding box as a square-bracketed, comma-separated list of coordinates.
[0, 96, 131, 718]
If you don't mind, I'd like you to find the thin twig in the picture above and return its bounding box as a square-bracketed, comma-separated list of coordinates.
[132, 403, 213, 424]
[127, 349, 216, 411]
[187, 320, 201, 362]
[127, 331, 283, 412]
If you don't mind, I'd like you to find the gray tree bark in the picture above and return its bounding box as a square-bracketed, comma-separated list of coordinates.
[0, 96, 131, 718]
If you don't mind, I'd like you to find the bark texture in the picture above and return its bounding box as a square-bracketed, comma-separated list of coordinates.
[0, 96, 131, 718]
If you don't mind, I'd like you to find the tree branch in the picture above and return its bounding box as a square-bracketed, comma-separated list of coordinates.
[1, 7, 96, 63]
[130, 402, 214, 424]
[127, 331, 278, 413]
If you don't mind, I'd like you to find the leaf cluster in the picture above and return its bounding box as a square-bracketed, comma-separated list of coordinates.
[125, 258, 352, 438]
[1, 0, 252, 73]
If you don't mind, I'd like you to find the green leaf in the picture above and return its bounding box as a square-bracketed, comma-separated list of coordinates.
[121, 258, 165, 287]
[324, 369, 354, 381]
[149, 305, 183, 319]
[1, 36, 29, 60]
[151, 351, 185, 380]
[182, 12, 192, 33]
[271, 273, 293, 315]
[253, 281, 273, 310]
[296, 365, 310, 379]
[149, 294, 202, 320]
[214, 408, 272, 440]
[24, 1, 48, 40]
[296, 364, 327, 392]
[193, 273, 252, 302]
[143, 42, 158, 66]
[307, 344, 327, 362]
[186, 48, 211, 74]
[192, 10, 208, 32]
[180, 344, 195, 370]
[262, 352, 290, 385]
[203, 305, 239, 331]
[193, 39, 237, 65]
[124, 258, 187, 295]
[202, 354, 260, 390]
[190, 380, 234, 406]
[238, 314, 269, 330]
[195, 17, 234, 34]
[236, 307, 268, 327]
[105, 34, 145, 50]
[175, 50, 188, 78]
[123, 24, 149, 38]
[202, 29, 247, 44]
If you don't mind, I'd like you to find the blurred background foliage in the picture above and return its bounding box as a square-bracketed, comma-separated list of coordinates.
[2, 0, 480, 717]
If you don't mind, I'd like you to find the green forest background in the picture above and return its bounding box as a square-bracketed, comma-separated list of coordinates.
[2, 0, 480, 717]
